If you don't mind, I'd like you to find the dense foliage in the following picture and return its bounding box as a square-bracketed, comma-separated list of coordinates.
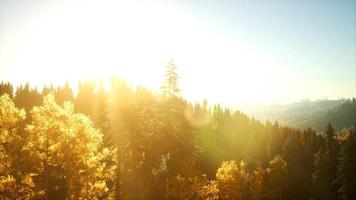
[0, 80, 355, 200]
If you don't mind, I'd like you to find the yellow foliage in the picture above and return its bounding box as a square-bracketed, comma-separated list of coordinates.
[216, 160, 243, 200]
[199, 180, 219, 200]
[0, 94, 25, 131]
[167, 174, 207, 200]
[0, 94, 37, 199]
[25, 94, 108, 199]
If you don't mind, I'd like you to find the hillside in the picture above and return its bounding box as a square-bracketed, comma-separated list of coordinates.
[252, 99, 356, 131]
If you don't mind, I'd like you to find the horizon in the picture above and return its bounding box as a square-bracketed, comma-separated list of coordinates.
[1, 0, 355, 105]
[1, 1, 356, 199]
[0, 79, 354, 116]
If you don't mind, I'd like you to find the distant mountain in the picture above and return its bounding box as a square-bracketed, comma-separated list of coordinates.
[251, 98, 356, 132]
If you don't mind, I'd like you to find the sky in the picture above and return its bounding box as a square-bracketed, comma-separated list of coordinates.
[0, 0, 355, 106]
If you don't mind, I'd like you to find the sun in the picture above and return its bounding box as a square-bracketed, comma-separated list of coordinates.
[5, 0, 183, 90]
[1, 0, 296, 103]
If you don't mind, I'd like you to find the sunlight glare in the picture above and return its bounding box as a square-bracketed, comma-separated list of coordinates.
[2, 0, 296, 103]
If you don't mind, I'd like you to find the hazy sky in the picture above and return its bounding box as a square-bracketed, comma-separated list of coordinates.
[0, 0, 355, 105]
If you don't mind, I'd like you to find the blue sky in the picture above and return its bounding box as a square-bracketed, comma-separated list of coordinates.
[180, 0, 356, 86]
[0, 0, 355, 105]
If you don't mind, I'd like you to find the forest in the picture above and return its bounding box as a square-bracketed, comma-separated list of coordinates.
[253, 99, 356, 132]
[0, 63, 356, 200]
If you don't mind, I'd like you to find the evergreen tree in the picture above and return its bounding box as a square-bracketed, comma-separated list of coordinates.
[325, 122, 339, 198]
[0, 82, 14, 99]
[268, 122, 283, 160]
[75, 81, 96, 118]
[282, 130, 310, 200]
[240, 160, 264, 200]
[54, 82, 74, 105]
[2, 80, 356, 200]
[313, 149, 336, 200]
[93, 80, 109, 132]
[161, 59, 180, 97]
[336, 128, 356, 200]
[14, 83, 42, 111]
[303, 128, 320, 198]
[266, 155, 287, 200]
[325, 122, 339, 159]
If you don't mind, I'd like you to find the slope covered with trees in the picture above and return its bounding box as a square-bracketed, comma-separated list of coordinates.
[0, 63, 355, 199]
[290, 99, 356, 131]
[252, 99, 356, 132]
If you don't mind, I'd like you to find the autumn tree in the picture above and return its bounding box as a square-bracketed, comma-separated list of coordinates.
[199, 180, 219, 200]
[216, 160, 243, 200]
[166, 174, 210, 200]
[1, 80, 355, 200]
[25, 94, 109, 199]
[0, 94, 38, 199]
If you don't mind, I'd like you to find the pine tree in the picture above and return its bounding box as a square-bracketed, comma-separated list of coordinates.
[282, 130, 310, 199]
[336, 128, 356, 200]
[0, 82, 14, 99]
[267, 122, 283, 160]
[93, 80, 109, 132]
[266, 155, 287, 200]
[75, 81, 96, 117]
[303, 128, 320, 198]
[54, 82, 74, 105]
[325, 122, 338, 159]
[240, 160, 264, 200]
[312, 149, 335, 200]
[325, 122, 339, 199]
[161, 59, 180, 97]
[14, 83, 42, 111]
